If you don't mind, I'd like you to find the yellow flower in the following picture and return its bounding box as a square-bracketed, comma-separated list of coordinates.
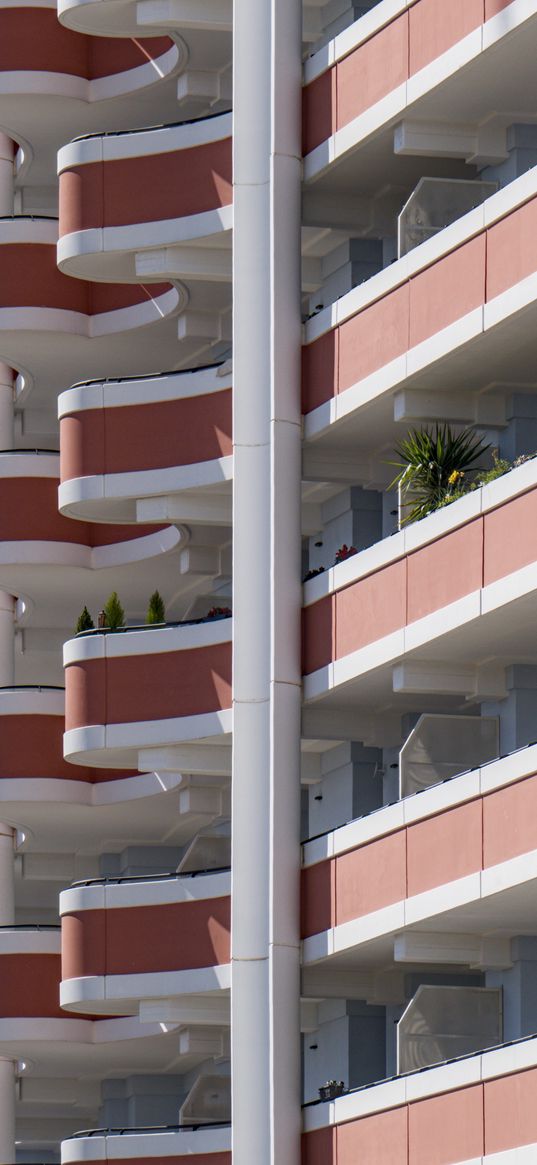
[448, 469, 464, 486]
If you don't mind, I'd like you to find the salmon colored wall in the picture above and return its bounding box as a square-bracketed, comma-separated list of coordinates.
[0, 713, 134, 784]
[65, 642, 232, 732]
[60, 389, 233, 481]
[62, 897, 230, 980]
[301, 770, 537, 937]
[303, 1068, 537, 1164]
[302, 179, 536, 415]
[0, 241, 171, 315]
[0, 953, 62, 1017]
[303, 479, 537, 676]
[0, 476, 164, 550]
[59, 137, 232, 236]
[302, 0, 516, 153]
[484, 486, 537, 584]
[0, 9, 171, 79]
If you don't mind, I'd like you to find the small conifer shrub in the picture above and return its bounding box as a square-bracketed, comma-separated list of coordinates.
[103, 591, 125, 630]
[146, 590, 165, 624]
[75, 606, 94, 634]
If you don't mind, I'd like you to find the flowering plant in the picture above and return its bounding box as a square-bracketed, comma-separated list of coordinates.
[207, 606, 232, 619]
[335, 544, 357, 564]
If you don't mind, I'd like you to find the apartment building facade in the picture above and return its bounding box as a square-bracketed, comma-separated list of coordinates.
[0, 1, 536, 1163]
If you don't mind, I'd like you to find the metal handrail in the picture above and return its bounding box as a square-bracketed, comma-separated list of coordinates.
[0, 924, 60, 931]
[69, 1121, 231, 1138]
[75, 614, 232, 638]
[0, 448, 59, 455]
[68, 359, 228, 390]
[72, 109, 231, 143]
[0, 685, 64, 692]
[302, 1029, 537, 1107]
[301, 736, 537, 846]
[71, 867, 230, 888]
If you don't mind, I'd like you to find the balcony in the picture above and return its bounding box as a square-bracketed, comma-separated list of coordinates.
[60, 870, 230, 1014]
[303, 1034, 537, 1165]
[58, 0, 232, 38]
[57, 113, 233, 285]
[302, 167, 537, 433]
[302, 739, 537, 969]
[63, 619, 233, 769]
[58, 364, 232, 525]
[62, 1124, 231, 1164]
[0, 6, 177, 98]
[303, 0, 531, 183]
[303, 454, 537, 707]
[0, 216, 181, 392]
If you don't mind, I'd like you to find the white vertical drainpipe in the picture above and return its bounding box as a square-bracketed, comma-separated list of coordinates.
[0, 823, 16, 1163]
[232, 0, 302, 1159]
[0, 135, 14, 217]
[0, 1058, 16, 1164]
[0, 362, 15, 451]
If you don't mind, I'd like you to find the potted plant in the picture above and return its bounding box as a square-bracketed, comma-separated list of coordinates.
[318, 1080, 346, 1101]
[389, 423, 489, 525]
[75, 606, 94, 634]
[334, 544, 357, 564]
[146, 590, 165, 625]
[206, 606, 232, 620]
[102, 591, 125, 630]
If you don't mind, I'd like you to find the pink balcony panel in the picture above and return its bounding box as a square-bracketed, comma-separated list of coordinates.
[62, 898, 230, 981]
[301, 770, 537, 937]
[60, 389, 232, 481]
[0, 952, 62, 1018]
[302, 0, 517, 155]
[59, 139, 232, 236]
[303, 1064, 537, 1164]
[302, 191, 537, 415]
[303, 482, 537, 676]
[65, 643, 232, 733]
[0, 7, 172, 80]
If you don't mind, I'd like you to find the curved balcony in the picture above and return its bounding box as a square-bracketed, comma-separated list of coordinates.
[58, 364, 232, 525]
[0, 446, 186, 580]
[303, 169, 537, 438]
[58, 0, 232, 37]
[303, 457, 537, 715]
[0, 925, 62, 1019]
[0, 216, 181, 392]
[57, 114, 233, 284]
[303, 0, 532, 183]
[62, 1125, 231, 1164]
[60, 870, 230, 1014]
[0, 6, 178, 101]
[302, 741, 537, 970]
[303, 1034, 537, 1165]
[64, 619, 233, 769]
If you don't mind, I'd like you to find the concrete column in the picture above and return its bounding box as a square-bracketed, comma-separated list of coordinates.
[232, 0, 302, 1160]
[0, 135, 14, 217]
[0, 1058, 15, 1163]
[0, 591, 15, 687]
[0, 822, 15, 927]
[0, 363, 14, 450]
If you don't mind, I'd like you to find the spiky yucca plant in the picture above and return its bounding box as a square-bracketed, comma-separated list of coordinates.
[389, 424, 489, 525]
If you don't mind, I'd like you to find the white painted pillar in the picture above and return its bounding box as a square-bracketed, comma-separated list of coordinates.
[0, 823, 15, 926]
[0, 1058, 16, 1163]
[0, 363, 15, 450]
[0, 135, 14, 217]
[232, 0, 302, 1160]
[0, 591, 15, 687]
[0, 824, 16, 1164]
